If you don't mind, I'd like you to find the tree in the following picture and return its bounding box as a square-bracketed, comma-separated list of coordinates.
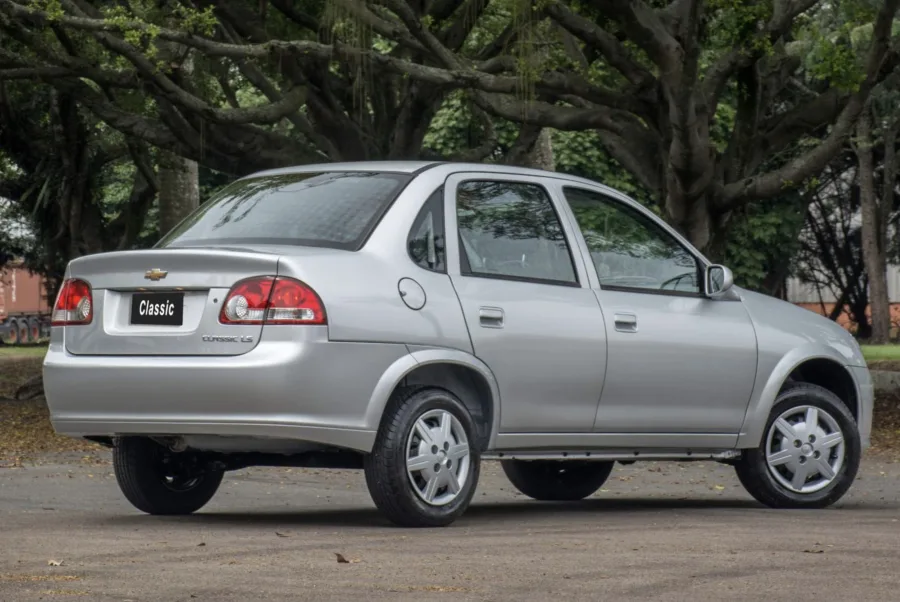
[3, 0, 899, 255]
[793, 157, 872, 335]
[0, 0, 513, 175]
[0, 81, 158, 284]
[853, 89, 899, 342]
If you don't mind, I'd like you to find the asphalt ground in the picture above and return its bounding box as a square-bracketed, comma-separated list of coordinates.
[1, 450, 899, 602]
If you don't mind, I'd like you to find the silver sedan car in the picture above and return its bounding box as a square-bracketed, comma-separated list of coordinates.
[44, 162, 873, 527]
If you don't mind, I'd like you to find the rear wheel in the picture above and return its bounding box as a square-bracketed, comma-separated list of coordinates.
[113, 437, 224, 515]
[17, 320, 28, 344]
[735, 383, 860, 508]
[501, 460, 614, 501]
[364, 387, 480, 527]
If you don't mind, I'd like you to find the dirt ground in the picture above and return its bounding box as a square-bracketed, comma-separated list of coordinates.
[2, 356, 900, 601]
[1, 453, 900, 601]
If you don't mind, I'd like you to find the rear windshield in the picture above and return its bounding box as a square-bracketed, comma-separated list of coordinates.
[157, 171, 412, 251]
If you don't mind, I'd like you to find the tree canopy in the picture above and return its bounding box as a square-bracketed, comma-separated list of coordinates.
[2, 0, 899, 254]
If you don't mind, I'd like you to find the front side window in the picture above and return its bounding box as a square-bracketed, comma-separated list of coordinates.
[456, 181, 577, 285]
[407, 187, 446, 272]
[157, 171, 412, 251]
[563, 187, 700, 294]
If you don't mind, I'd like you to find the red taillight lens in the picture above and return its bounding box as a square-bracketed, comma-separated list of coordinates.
[51, 279, 93, 326]
[219, 277, 326, 325]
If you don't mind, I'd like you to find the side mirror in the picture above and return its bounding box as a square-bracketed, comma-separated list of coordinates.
[704, 264, 734, 298]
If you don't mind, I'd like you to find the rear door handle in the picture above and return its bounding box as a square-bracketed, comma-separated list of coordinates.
[614, 312, 638, 333]
[479, 306, 504, 328]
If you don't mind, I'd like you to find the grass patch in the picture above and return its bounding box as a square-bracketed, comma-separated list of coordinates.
[861, 344, 900, 362]
[0, 345, 48, 359]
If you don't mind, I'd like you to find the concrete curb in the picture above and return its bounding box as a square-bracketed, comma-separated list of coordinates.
[871, 370, 900, 393]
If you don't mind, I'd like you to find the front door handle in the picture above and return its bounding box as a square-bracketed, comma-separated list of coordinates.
[479, 306, 504, 329]
[614, 312, 638, 333]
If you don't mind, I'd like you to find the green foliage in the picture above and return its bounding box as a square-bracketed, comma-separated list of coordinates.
[423, 92, 652, 208]
[706, 0, 775, 55]
[723, 194, 807, 291]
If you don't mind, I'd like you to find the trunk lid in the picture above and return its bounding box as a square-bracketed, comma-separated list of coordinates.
[64, 248, 280, 356]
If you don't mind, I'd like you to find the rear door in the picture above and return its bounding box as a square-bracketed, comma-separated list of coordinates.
[444, 173, 607, 433]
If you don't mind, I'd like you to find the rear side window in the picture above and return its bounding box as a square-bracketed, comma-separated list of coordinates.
[157, 171, 412, 251]
[407, 187, 446, 272]
[456, 180, 578, 286]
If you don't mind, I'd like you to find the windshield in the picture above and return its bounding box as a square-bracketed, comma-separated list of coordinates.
[157, 171, 412, 251]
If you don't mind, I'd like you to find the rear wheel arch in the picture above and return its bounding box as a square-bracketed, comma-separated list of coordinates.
[366, 350, 500, 452]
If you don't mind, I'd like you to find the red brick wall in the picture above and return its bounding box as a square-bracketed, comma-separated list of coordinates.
[795, 302, 900, 334]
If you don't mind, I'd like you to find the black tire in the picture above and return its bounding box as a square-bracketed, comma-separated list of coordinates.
[501, 459, 614, 501]
[27, 318, 40, 342]
[734, 383, 860, 509]
[5, 320, 19, 345]
[364, 387, 481, 527]
[113, 437, 224, 515]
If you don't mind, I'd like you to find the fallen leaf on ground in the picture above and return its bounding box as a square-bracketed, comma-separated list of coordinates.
[196, 543, 206, 547]
[275, 532, 290, 538]
[803, 549, 824, 554]
[334, 553, 360, 564]
[47, 560, 63, 567]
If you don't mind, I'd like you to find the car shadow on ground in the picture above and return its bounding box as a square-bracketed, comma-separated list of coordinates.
[95, 497, 802, 530]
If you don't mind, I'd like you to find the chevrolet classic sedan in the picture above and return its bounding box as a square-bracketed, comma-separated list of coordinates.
[44, 162, 871, 527]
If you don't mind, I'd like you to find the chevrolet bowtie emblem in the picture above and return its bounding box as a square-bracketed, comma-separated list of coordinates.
[144, 269, 169, 281]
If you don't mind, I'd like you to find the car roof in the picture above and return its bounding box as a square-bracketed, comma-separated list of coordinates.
[241, 160, 601, 182]
[243, 161, 443, 178]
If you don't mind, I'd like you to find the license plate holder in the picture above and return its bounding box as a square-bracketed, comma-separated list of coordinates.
[130, 292, 184, 326]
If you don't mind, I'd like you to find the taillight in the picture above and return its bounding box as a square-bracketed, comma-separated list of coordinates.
[219, 276, 326, 325]
[51, 279, 93, 326]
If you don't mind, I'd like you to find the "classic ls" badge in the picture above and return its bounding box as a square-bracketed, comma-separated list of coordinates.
[202, 334, 254, 343]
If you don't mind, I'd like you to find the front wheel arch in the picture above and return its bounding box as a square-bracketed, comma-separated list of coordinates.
[736, 346, 863, 449]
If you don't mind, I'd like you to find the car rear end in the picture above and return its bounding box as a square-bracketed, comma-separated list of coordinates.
[43, 168, 418, 453]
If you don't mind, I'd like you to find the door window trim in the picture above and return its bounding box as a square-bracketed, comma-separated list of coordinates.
[561, 185, 706, 298]
[406, 186, 447, 274]
[451, 178, 582, 288]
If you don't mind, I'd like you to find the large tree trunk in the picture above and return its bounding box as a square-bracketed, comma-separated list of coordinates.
[855, 110, 891, 343]
[157, 151, 199, 234]
[155, 39, 200, 236]
[505, 126, 556, 171]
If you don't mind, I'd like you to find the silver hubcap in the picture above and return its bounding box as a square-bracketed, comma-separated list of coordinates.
[406, 409, 471, 506]
[765, 405, 845, 494]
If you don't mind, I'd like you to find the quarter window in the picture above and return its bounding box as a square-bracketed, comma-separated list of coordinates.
[407, 188, 446, 272]
[562, 187, 701, 294]
[456, 181, 577, 285]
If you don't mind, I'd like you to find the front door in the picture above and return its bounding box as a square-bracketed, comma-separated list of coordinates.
[444, 173, 607, 433]
[557, 185, 758, 436]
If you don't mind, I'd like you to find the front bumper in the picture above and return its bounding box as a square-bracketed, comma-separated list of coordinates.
[43, 328, 409, 453]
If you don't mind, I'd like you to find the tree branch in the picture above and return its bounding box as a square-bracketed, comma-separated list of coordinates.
[721, 0, 900, 208]
[545, 2, 655, 87]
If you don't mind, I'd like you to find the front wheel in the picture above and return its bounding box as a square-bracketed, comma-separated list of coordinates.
[501, 459, 614, 501]
[113, 437, 224, 515]
[734, 383, 860, 509]
[364, 387, 480, 527]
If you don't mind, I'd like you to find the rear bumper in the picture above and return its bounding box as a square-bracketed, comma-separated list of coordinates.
[43, 330, 410, 453]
